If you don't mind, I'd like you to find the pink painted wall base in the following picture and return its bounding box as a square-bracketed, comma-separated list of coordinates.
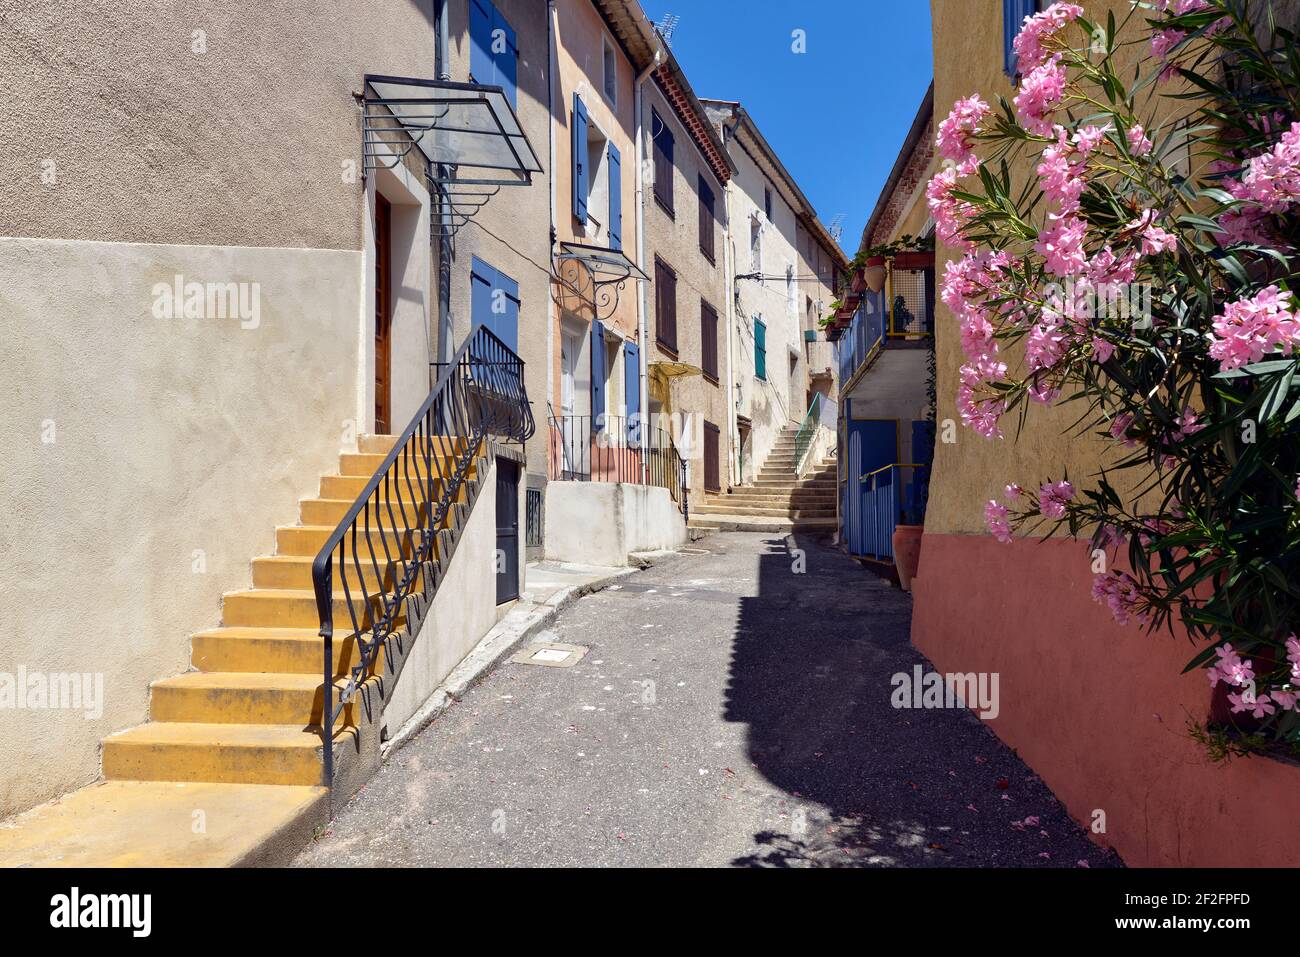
[911, 532, 1300, 867]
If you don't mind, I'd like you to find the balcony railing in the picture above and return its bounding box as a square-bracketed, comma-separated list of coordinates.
[547, 413, 688, 517]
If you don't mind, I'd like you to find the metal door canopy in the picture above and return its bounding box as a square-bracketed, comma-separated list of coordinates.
[363, 75, 543, 186]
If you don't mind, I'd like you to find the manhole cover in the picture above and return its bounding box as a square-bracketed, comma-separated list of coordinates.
[510, 641, 589, 668]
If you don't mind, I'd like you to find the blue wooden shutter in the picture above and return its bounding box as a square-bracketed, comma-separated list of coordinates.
[754, 319, 767, 380]
[573, 93, 589, 222]
[470, 0, 493, 85]
[470, 256, 520, 354]
[1004, 0, 1036, 77]
[624, 339, 640, 445]
[493, 6, 518, 108]
[607, 142, 622, 251]
[493, 268, 520, 354]
[590, 320, 606, 432]
[470, 255, 495, 337]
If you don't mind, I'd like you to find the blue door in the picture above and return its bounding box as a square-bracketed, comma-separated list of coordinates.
[842, 419, 897, 557]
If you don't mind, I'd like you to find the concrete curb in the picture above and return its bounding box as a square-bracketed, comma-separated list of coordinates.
[380, 560, 666, 759]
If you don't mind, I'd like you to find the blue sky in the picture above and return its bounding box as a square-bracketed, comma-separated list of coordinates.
[638, 0, 934, 256]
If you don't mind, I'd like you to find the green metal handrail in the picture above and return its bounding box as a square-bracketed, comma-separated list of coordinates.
[793, 393, 822, 476]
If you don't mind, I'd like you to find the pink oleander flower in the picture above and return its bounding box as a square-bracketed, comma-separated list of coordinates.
[1171, 409, 1205, 440]
[1091, 570, 1145, 625]
[1027, 376, 1060, 405]
[1216, 204, 1274, 247]
[1039, 479, 1075, 518]
[937, 94, 991, 174]
[1014, 56, 1068, 137]
[1072, 123, 1112, 158]
[1037, 128, 1085, 213]
[1005, 483, 1025, 502]
[1151, 28, 1185, 61]
[1036, 214, 1088, 276]
[1228, 691, 1275, 718]
[1109, 412, 1138, 447]
[1208, 285, 1300, 371]
[985, 499, 1014, 543]
[1126, 124, 1153, 157]
[1270, 689, 1299, 711]
[1127, 209, 1178, 256]
[957, 378, 1007, 439]
[1158, 0, 1210, 12]
[927, 167, 977, 252]
[1231, 122, 1300, 214]
[1207, 644, 1255, 689]
[1286, 635, 1300, 682]
[1012, 2, 1084, 73]
[1026, 316, 1067, 371]
[1091, 336, 1115, 363]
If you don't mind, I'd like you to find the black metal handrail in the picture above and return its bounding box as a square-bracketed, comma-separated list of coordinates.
[312, 325, 533, 785]
[547, 413, 688, 520]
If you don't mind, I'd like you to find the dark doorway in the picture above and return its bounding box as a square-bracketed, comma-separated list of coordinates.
[495, 459, 520, 604]
[374, 194, 393, 434]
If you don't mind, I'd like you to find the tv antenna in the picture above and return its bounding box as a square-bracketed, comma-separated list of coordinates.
[827, 213, 846, 244]
[656, 14, 681, 45]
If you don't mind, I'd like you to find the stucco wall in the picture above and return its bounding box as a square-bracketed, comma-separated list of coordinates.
[0, 0, 440, 250]
[544, 481, 685, 566]
[439, 0, 554, 479]
[727, 138, 807, 482]
[0, 236, 360, 817]
[641, 79, 729, 502]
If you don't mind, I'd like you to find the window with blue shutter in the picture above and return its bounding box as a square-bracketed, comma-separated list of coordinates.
[607, 142, 622, 251]
[573, 93, 589, 223]
[469, 0, 518, 108]
[1003, 0, 1038, 78]
[754, 318, 767, 381]
[590, 321, 606, 433]
[470, 256, 519, 354]
[624, 339, 640, 446]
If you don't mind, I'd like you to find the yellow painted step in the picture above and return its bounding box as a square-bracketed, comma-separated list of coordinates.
[191, 626, 380, 676]
[319, 466, 475, 501]
[151, 672, 331, 725]
[102, 722, 338, 787]
[0, 780, 328, 868]
[222, 588, 406, 630]
[275, 524, 416, 557]
[357, 434, 473, 455]
[250, 552, 438, 591]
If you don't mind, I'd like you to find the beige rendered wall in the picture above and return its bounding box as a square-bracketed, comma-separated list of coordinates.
[439, 0, 554, 478]
[552, 0, 642, 412]
[927, 0, 1136, 535]
[0, 237, 360, 817]
[641, 79, 729, 502]
[728, 139, 807, 482]
[0, 0, 447, 817]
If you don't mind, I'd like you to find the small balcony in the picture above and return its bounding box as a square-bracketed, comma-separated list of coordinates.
[828, 255, 934, 392]
[547, 413, 687, 513]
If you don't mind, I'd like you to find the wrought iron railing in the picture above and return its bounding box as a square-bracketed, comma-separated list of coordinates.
[312, 325, 533, 786]
[855, 463, 929, 561]
[793, 393, 822, 477]
[547, 413, 688, 519]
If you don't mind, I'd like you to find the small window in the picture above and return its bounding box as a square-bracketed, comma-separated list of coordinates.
[700, 300, 719, 382]
[603, 37, 618, 106]
[698, 175, 715, 262]
[655, 257, 678, 354]
[750, 215, 762, 281]
[764, 186, 773, 221]
[652, 108, 675, 215]
[754, 318, 767, 381]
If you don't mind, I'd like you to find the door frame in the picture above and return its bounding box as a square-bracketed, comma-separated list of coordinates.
[374, 193, 393, 434]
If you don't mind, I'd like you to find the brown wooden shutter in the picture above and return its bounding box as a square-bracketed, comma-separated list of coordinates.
[703, 421, 720, 492]
[698, 177, 714, 262]
[700, 300, 718, 380]
[655, 258, 677, 353]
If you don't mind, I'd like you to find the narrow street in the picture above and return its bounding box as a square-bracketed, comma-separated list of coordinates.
[295, 533, 1119, 868]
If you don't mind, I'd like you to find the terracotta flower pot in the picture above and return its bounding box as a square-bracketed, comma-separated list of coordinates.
[892, 524, 924, 592]
[863, 256, 887, 293]
[894, 251, 934, 271]
[851, 269, 867, 293]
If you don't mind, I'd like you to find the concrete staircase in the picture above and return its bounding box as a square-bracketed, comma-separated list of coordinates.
[689, 424, 837, 533]
[0, 434, 484, 866]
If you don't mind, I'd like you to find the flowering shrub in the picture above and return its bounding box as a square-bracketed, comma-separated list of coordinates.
[932, 0, 1300, 757]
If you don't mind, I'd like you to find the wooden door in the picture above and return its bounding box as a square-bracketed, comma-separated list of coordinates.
[374, 194, 393, 434]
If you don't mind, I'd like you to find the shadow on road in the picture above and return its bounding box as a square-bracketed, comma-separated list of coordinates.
[722, 535, 1120, 868]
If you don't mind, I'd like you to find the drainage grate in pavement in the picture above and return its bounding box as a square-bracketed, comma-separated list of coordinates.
[509, 642, 589, 668]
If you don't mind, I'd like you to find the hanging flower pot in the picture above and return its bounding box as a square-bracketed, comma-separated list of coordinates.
[863, 255, 887, 293]
[851, 269, 867, 293]
[892, 524, 923, 591]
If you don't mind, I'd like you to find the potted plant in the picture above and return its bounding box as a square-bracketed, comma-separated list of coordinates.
[863, 255, 887, 293]
[893, 501, 925, 592]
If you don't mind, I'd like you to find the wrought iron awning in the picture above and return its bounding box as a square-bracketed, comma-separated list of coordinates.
[551, 242, 649, 321]
[362, 75, 543, 239]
